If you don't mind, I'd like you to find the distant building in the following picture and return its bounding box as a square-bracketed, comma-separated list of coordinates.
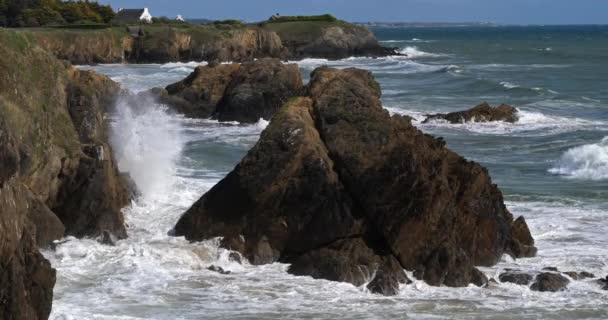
[176, 15, 185, 22]
[113, 8, 153, 24]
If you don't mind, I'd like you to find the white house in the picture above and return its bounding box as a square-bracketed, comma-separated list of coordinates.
[176, 15, 185, 22]
[114, 8, 153, 24]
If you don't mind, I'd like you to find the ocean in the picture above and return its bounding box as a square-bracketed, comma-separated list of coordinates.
[47, 25, 608, 319]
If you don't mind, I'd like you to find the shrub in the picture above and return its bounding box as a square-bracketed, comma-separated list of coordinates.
[267, 14, 338, 23]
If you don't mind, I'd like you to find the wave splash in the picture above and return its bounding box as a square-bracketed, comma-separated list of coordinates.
[109, 94, 185, 199]
[549, 137, 608, 180]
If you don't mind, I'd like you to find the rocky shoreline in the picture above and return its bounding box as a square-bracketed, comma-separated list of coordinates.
[21, 20, 399, 65]
[1, 23, 606, 320]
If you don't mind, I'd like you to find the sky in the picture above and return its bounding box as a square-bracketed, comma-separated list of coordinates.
[99, 0, 608, 25]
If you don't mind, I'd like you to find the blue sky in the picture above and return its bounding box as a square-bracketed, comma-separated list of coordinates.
[100, 0, 608, 25]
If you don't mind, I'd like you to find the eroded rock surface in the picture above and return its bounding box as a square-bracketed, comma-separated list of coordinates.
[173, 67, 536, 295]
[156, 58, 303, 123]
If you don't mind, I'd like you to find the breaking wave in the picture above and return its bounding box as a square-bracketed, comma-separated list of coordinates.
[549, 137, 608, 180]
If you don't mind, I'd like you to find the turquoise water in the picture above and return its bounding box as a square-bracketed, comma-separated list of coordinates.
[49, 26, 608, 319]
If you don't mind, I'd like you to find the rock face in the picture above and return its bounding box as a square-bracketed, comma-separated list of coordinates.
[28, 23, 396, 64]
[173, 67, 536, 295]
[423, 102, 519, 124]
[157, 58, 303, 122]
[0, 30, 131, 318]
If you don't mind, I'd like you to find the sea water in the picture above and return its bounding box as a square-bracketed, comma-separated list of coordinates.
[47, 25, 608, 319]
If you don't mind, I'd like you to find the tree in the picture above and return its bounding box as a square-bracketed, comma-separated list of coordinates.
[0, 0, 8, 26]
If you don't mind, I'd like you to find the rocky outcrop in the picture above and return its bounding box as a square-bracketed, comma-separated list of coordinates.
[265, 22, 397, 60]
[31, 29, 134, 65]
[156, 58, 303, 122]
[423, 102, 519, 124]
[1, 30, 130, 319]
[27, 22, 395, 64]
[173, 67, 536, 295]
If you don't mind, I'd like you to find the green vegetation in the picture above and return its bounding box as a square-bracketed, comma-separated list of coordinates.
[212, 19, 244, 26]
[266, 14, 338, 23]
[0, 0, 114, 27]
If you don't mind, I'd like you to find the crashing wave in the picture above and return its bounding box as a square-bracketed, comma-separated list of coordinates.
[549, 137, 608, 180]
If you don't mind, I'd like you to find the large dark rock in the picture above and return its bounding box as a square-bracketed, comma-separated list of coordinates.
[173, 67, 536, 295]
[214, 59, 304, 123]
[157, 59, 303, 123]
[499, 271, 534, 285]
[423, 102, 519, 124]
[530, 273, 570, 292]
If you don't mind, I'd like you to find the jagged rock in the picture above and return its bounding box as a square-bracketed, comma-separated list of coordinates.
[53, 69, 130, 239]
[423, 102, 519, 124]
[530, 273, 570, 292]
[158, 59, 303, 123]
[173, 67, 535, 295]
[499, 271, 534, 285]
[207, 265, 231, 275]
[563, 271, 595, 280]
[507, 216, 537, 258]
[542, 267, 559, 272]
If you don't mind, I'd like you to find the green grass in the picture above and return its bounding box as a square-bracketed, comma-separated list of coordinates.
[266, 14, 338, 23]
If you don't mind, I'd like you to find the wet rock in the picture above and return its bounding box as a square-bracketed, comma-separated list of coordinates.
[597, 277, 608, 290]
[158, 59, 303, 123]
[499, 271, 533, 285]
[208, 265, 231, 275]
[423, 102, 519, 124]
[542, 267, 559, 272]
[564, 271, 595, 280]
[530, 273, 570, 292]
[173, 67, 535, 295]
[507, 216, 537, 258]
[367, 267, 411, 296]
[228, 252, 242, 264]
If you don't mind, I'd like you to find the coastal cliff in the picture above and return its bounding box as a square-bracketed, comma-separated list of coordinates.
[172, 67, 537, 295]
[19, 20, 396, 64]
[0, 30, 130, 319]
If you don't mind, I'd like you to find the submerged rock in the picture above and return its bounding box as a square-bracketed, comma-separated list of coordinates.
[208, 265, 231, 275]
[530, 273, 570, 292]
[423, 102, 519, 124]
[173, 67, 536, 295]
[597, 277, 608, 290]
[156, 58, 303, 123]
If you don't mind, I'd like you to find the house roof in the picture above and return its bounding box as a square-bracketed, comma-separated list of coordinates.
[114, 9, 145, 22]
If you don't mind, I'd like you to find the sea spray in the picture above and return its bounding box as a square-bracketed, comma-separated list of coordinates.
[109, 93, 185, 199]
[549, 137, 608, 180]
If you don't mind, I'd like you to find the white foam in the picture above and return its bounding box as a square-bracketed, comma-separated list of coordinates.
[392, 106, 608, 136]
[500, 81, 520, 89]
[400, 46, 443, 58]
[549, 137, 608, 180]
[160, 61, 206, 69]
[109, 94, 184, 199]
